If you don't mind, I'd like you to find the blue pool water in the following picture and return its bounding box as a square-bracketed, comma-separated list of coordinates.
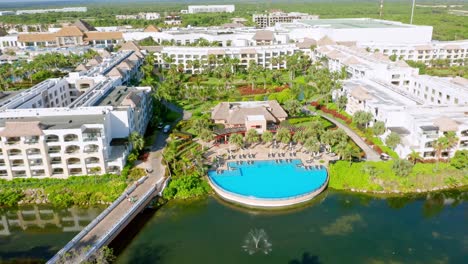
[208, 160, 328, 199]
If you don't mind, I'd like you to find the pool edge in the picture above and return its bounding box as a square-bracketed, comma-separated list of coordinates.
[207, 169, 329, 208]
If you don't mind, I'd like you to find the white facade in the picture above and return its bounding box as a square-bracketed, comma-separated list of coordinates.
[188, 5, 235, 14]
[15, 7, 87, 15]
[253, 12, 319, 28]
[357, 40, 468, 66]
[116, 12, 160, 20]
[0, 50, 152, 180]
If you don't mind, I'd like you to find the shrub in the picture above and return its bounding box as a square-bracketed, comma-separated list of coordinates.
[162, 175, 210, 200]
[392, 159, 413, 177]
[451, 150, 468, 170]
[128, 167, 146, 182]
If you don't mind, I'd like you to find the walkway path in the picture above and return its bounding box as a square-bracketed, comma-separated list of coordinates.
[314, 111, 381, 161]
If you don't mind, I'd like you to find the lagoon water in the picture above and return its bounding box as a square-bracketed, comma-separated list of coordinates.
[0, 190, 466, 263]
[115, 190, 467, 264]
[0, 205, 105, 263]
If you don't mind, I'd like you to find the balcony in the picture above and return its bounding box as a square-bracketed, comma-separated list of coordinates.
[24, 136, 39, 144]
[52, 168, 64, 175]
[85, 157, 100, 165]
[5, 137, 20, 145]
[45, 135, 59, 143]
[83, 136, 99, 142]
[51, 157, 62, 164]
[65, 145, 80, 154]
[69, 168, 83, 176]
[26, 148, 41, 155]
[0, 170, 7, 177]
[29, 159, 43, 166]
[11, 161, 25, 167]
[67, 158, 81, 165]
[31, 170, 45, 177]
[12, 171, 27, 178]
[8, 149, 22, 156]
[48, 147, 61, 154]
[84, 145, 99, 153]
[64, 134, 79, 142]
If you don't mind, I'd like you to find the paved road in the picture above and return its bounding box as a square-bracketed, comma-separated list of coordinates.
[303, 107, 381, 161]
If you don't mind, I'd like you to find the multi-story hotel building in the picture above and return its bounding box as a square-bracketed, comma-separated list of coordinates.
[253, 11, 319, 28]
[0, 47, 153, 180]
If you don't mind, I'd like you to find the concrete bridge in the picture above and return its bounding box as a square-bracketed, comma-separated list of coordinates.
[47, 131, 170, 264]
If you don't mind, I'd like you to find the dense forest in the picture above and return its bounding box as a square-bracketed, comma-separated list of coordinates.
[0, 1, 466, 40]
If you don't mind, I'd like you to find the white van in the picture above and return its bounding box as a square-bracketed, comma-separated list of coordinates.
[163, 125, 171, 133]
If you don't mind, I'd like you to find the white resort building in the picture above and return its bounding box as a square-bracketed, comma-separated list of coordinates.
[0, 47, 153, 180]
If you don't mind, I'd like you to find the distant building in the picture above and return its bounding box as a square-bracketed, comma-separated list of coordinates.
[164, 15, 182, 25]
[15, 7, 87, 15]
[0, 11, 15, 16]
[211, 101, 287, 133]
[116, 12, 160, 21]
[188, 5, 235, 14]
[253, 11, 319, 28]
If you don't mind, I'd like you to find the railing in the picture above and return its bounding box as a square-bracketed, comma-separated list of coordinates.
[46, 175, 151, 264]
[81, 176, 163, 262]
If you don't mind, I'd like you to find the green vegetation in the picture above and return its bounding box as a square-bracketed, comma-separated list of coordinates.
[0, 175, 127, 207]
[329, 160, 468, 193]
[451, 150, 468, 170]
[162, 138, 211, 200]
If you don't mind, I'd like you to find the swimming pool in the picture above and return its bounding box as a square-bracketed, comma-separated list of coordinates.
[208, 160, 328, 203]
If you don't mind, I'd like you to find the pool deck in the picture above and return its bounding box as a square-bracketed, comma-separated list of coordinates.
[203, 142, 333, 208]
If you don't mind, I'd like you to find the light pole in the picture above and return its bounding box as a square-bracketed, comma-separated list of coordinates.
[410, 0, 416, 24]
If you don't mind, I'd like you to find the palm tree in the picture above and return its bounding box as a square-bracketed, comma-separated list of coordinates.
[245, 129, 260, 146]
[284, 99, 302, 117]
[129, 132, 145, 152]
[276, 127, 291, 145]
[293, 130, 306, 145]
[353, 111, 373, 129]
[199, 128, 214, 143]
[341, 144, 360, 165]
[433, 137, 449, 170]
[229, 133, 244, 149]
[304, 137, 320, 154]
[262, 131, 274, 145]
[407, 149, 422, 165]
[444, 131, 459, 160]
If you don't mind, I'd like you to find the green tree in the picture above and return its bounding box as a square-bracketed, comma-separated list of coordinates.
[336, 95, 348, 111]
[199, 128, 213, 142]
[261, 130, 274, 145]
[229, 133, 244, 149]
[385, 132, 401, 149]
[245, 129, 260, 145]
[276, 127, 291, 145]
[129, 132, 145, 152]
[283, 99, 302, 116]
[372, 121, 386, 136]
[392, 159, 413, 177]
[353, 111, 373, 129]
[407, 149, 422, 165]
[450, 150, 468, 170]
[304, 137, 320, 153]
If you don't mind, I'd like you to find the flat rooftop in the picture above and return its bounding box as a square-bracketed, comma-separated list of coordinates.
[95, 86, 135, 107]
[300, 18, 410, 29]
[0, 114, 105, 130]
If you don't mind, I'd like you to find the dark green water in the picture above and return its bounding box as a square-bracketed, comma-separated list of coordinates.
[115, 190, 467, 264]
[0, 205, 105, 263]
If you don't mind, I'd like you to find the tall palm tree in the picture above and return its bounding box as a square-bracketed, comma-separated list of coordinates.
[304, 137, 320, 154]
[261, 131, 274, 145]
[276, 127, 291, 145]
[229, 133, 244, 149]
[245, 129, 260, 146]
[444, 131, 459, 160]
[129, 132, 145, 152]
[433, 136, 449, 170]
[407, 149, 422, 165]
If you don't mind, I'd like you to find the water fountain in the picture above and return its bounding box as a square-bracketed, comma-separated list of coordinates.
[242, 228, 272, 255]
